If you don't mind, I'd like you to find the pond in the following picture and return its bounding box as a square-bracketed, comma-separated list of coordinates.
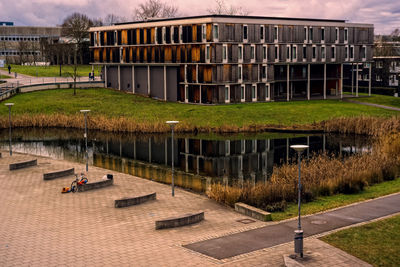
[0, 128, 373, 192]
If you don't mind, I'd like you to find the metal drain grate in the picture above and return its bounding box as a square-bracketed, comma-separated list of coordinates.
[236, 218, 256, 224]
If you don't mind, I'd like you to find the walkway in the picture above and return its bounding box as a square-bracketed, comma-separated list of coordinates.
[343, 98, 400, 112]
[185, 192, 400, 260]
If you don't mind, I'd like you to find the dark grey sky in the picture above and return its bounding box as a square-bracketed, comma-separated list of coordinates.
[0, 0, 399, 34]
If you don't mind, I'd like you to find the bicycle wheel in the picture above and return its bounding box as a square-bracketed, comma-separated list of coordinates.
[70, 180, 78, 193]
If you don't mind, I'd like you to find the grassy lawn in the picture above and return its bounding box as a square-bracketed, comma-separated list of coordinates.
[321, 214, 400, 266]
[0, 64, 102, 77]
[355, 93, 400, 109]
[0, 74, 11, 79]
[0, 88, 398, 129]
[271, 178, 400, 221]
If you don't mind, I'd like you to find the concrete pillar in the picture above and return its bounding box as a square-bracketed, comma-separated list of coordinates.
[199, 85, 202, 104]
[147, 65, 150, 95]
[351, 63, 354, 95]
[132, 65, 135, 94]
[104, 65, 108, 88]
[163, 66, 167, 101]
[368, 63, 372, 96]
[340, 63, 343, 99]
[356, 63, 359, 97]
[287, 64, 290, 101]
[117, 65, 121, 90]
[307, 64, 310, 100]
[323, 134, 326, 153]
[323, 63, 326, 99]
[199, 139, 203, 155]
[165, 138, 168, 165]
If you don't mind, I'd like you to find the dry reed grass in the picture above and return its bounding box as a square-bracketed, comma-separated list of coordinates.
[207, 133, 400, 211]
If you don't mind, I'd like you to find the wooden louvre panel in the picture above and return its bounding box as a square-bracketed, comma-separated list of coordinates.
[165, 46, 172, 62]
[176, 46, 181, 62]
[110, 48, 113, 62]
[143, 29, 147, 44]
[129, 47, 133, 62]
[103, 32, 107, 45]
[204, 66, 212, 82]
[191, 45, 200, 62]
[192, 65, 197, 82]
[143, 47, 148, 62]
[122, 30, 128, 44]
[103, 48, 107, 62]
[136, 30, 140, 45]
[223, 64, 231, 82]
[180, 66, 185, 81]
[151, 47, 155, 62]
[122, 48, 126, 62]
[136, 47, 140, 62]
[94, 49, 100, 62]
[192, 25, 197, 42]
[151, 28, 155, 43]
[206, 24, 212, 42]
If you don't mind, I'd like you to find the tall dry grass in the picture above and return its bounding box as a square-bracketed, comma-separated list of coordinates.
[208, 133, 400, 211]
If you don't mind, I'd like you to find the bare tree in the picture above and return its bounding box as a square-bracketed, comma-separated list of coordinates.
[391, 29, 400, 41]
[61, 12, 93, 95]
[207, 0, 250, 15]
[17, 41, 29, 65]
[134, 0, 178, 20]
[103, 14, 127, 26]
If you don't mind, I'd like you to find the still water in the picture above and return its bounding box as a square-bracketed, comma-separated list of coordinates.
[0, 128, 373, 192]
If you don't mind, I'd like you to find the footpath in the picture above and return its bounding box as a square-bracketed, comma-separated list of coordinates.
[1, 150, 397, 266]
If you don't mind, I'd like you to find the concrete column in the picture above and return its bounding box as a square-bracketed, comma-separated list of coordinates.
[307, 64, 310, 100]
[132, 65, 135, 94]
[287, 64, 290, 101]
[163, 66, 167, 101]
[323, 134, 326, 153]
[351, 63, 354, 95]
[199, 85, 202, 104]
[118, 65, 121, 90]
[165, 138, 168, 165]
[340, 63, 343, 99]
[356, 63, 359, 97]
[104, 65, 108, 88]
[323, 64, 326, 99]
[368, 63, 372, 96]
[147, 65, 150, 95]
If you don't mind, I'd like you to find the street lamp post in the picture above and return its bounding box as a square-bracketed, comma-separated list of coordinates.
[5, 103, 14, 156]
[290, 144, 309, 258]
[166, 121, 179, 197]
[80, 110, 90, 172]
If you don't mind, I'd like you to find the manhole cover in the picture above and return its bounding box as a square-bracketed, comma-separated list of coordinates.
[237, 218, 256, 224]
[311, 220, 327, 225]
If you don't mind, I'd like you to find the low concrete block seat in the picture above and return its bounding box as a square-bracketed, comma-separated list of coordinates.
[155, 211, 204, 230]
[43, 168, 74, 180]
[78, 178, 113, 192]
[9, 159, 37, 170]
[235, 202, 272, 221]
[115, 192, 156, 208]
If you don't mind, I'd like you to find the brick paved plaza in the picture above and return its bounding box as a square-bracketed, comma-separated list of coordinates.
[0, 151, 372, 266]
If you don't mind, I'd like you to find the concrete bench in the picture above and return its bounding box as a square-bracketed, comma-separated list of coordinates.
[155, 211, 204, 230]
[235, 202, 272, 222]
[43, 168, 74, 180]
[9, 159, 37, 170]
[78, 178, 113, 192]
[115, 192, 156, 208]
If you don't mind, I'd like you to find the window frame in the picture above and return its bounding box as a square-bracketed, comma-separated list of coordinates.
[243, 24, 248, 43]
[251, 83, 257, 102]
[225, 85, 230, 103]
[222, 44, 228, 63]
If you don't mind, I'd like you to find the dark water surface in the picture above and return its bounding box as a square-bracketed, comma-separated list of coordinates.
[0, 128, 373, 192]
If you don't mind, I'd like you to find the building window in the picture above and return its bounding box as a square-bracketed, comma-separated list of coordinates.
[252, 84, 257, 101]
[262, 65, 267, 81]
[184, 65, 187, 82]
[114, 31, 117, 45]
[225, 86, 230, 103]
[274, 26, 278, 42]
[213, 24, 219, 40]
[361, 45, 367, 61]
[312, 46, 316, 60]
[275, 45, 279, 62]
[376, 61, 383, 68]
[303, 45, 307, 61]
[286, 45, 291, 62]
[94, 32, 97, 46]
[265, 84, 269, 100]
[238, 64, 243, 82]
[162, 27, 166, 43]
[238, 44, 243, 63]
[331, 45, 336, 61]
[321, 46, 326, 60]
[309, 27, 313, 43]
[243, 25, 248, 42]
[292, 45, 297, 61]
[260, 25, 265, 41]
[179, 26, 183, 43]
[202, 24, 206, 42]
[263, 45, 268, 62]
[185, 85, 189, 103]
[376, 74, 382, 81]
[223, 44, 227, 63]
[206, 45, 210, 63]
[335, 27, 339, 43]
[321, 27, 325, 43]
[241, 85, 245, 102]
[345, 45, 349, 61]
[350, 45, 354, 60]
[251, 45, 255, 62]
[344, 28, 348, 43]
[120, 47, 123, 62]
[304, 27, 308, 43]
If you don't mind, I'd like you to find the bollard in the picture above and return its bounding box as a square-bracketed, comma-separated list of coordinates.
[294, 229, 303, 257]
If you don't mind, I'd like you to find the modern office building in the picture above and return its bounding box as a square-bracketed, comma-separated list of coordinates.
[0, 24, 61, 64]
[89, 15, 374, 103]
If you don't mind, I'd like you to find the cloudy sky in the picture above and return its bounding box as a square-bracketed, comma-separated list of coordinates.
[1, 0, 399, 34]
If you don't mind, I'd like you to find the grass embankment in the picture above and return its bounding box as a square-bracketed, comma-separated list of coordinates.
[0, 88, 399, 133]
[0, 74, 11, 79]
[354, 93, 400, 109]
[321, 215, 400, 267]
[208, 133, 400, 220]
[0, 64, 101, 77]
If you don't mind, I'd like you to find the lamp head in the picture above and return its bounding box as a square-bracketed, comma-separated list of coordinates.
[290, 145, 309, 153]
[166, 121, 179, 125]
[5, 103, 14, 107]
[80, 109, 91, 113]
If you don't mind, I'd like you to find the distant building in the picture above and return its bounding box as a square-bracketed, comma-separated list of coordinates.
[0, 22, 13, 26]
[89, 15, 373, 103]
[0, 24, 61, 64]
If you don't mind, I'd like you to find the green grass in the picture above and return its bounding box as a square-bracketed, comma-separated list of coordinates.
[270, 178, 400, 221]
[0, 64, 101, 77]
[0, 74, 11, 79]
[0, 88, 398, 128]
[354, 93, 400, 109]
[321, 215, 400, 266]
